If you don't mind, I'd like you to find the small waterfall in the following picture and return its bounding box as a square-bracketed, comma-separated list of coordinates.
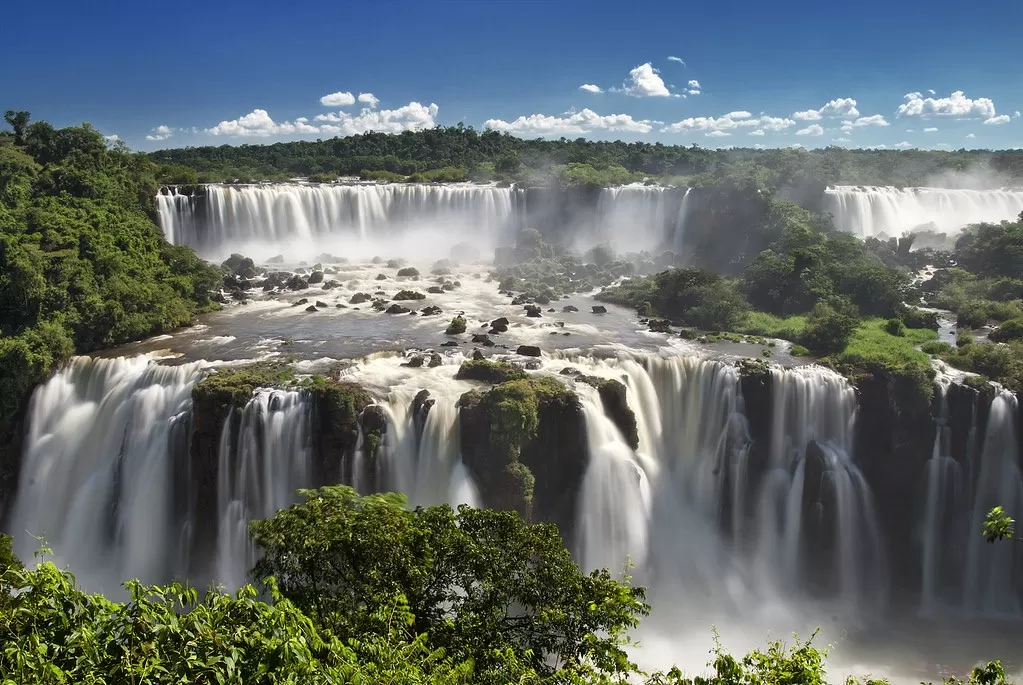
[672, 187, 692, 255]
[156, 187, 200, 246]
[214, 389, 313, 590]
[919, 381, 966, 615]
[576, 383, 651, 576]
[9, 355, 203, 595]
[962, 390, 1023, 616]
[823, 185, 1023, 237]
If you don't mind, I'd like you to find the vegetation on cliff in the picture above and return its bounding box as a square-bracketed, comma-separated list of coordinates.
[454, 358, 528, 384]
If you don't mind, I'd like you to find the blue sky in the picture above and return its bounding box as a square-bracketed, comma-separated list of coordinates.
[4, 0, 1022, 151]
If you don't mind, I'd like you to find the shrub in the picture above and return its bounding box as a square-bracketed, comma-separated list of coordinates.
[800, 302, 859, 355]
[883, 318, 906, 337]
[990, 317, 1023, 343]
[445, 316, 467, 335]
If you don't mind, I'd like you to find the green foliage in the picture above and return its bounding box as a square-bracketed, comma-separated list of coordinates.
[145, 128, 1023, 188]
[939, 341, 1023, 391]
[250, 486, 648, 680]
[742, 212, 910, 318]
[0, 114, 218, 436]
[790, 344, 811, 357]
[955, 216, 1023, 280]
[801, 302, 859, 355]
[598, 268, 749, 331]
[990, 317, 1023, 343]
[455, 358, 528, 384]
[983, 506, 1017, 543]
[739, 311, 809, 341]
[883, 318, 906, 337]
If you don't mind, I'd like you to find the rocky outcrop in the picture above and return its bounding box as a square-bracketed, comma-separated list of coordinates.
[575, 376, 639, 450]
[457, 377, 588, 547]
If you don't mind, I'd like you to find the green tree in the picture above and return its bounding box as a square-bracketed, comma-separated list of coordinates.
[3, 110, 30, 145]
[250, 486, 649, 679]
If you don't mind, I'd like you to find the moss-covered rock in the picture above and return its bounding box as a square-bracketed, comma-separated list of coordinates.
[575, 376, 639, 450]
[455, 359, 528, 384]
[393, 290, 426, 301]
[457, 377, 587, 540]
[192, 361, 297, 408]
[307, 376, 374, 486]
[445, 316, 467, 335]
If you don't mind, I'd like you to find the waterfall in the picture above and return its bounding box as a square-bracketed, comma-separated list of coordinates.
[962, 390, 1023, 616]
[156, 183, 692, 259]
[214, 389, 313, 590]
[576, 383, 651, 576]
[919, 381, 966, 615]
[568, 354, 883, 613]
[9, 355, 203, 595]
[672, 187, 692, 255]
[823, 185, 1023, 237]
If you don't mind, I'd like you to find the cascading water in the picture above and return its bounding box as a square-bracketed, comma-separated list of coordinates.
[156, 183, 693, 259]
[214, 389, 313, 590]
[566, 353, 884, 614]
[575, 383, 651, 576]
[9, 355, 203, 595]
[962, 390, 1023, 616]
[823, 185, 1023, 237]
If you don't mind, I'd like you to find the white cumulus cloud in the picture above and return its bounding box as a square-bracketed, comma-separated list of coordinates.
[579, 84, 603, 94]
[840, 115, 890, 132]
[966, 133, 976, 139]
[662, 111, 795, 134]
[104, 134, 120, 142]
[320, 91, 356, 107]
[897, 90, 997, 119]
[358, 92, 379, 108]
[749, 129, 765, 136]
[206, 102, 438, 138]
[484, 108, 653, 136]
[686, 79, 701, 95]
[316, 102, 439, 135]
[984, 114, 1011, 125]
[833, 137, 851, 143]
[793, 98, 860, 121]
[706, 130, 730, 138]
[145, 125, 173, 141]
[895, 141, 913, 149]
[924, 127, 938, 132]
[796, 124, 824, 136]
[667, 56, 686, 65]
[624, 63, 671, 97]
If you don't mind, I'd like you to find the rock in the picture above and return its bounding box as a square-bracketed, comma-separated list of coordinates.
[562, 305, 579, 313]
[547, 308, 555, 313]
[291, 298, 309, 307]
[411, 389, 435, 440]
[385, 304, 410, 314]
[428, 285, 445, 294]
[349, 292, 372, 304]
[472, 348, 485, 360]
[535, 294, 551, 305]
[591, 305, 607, 314]
[428, 353, 442, 368]
[649, 319, 672, 333]
[267, 254, 284, 264]
[525, 305, 542, 317]
[397, 267, 420, 279]
[308, 270, 324, 284]
[421, 305, 443, 316]
[371, 256, 383, 264]
[523, 359, 542, 370]
[516, 345, 542, 357]
[285, 274, 309, 291]
[375, 273, 388, 281]
[335, 303, 345, 308]
[491, 317, 510, 328]
[404, 355, 425, 368]
[393, 290, 426, 301]
[472, 334, 496, 347]
[305, 305, 318, 312]
[315, 301, 328, 308]
[321, 280, 340, 290]
[441, 341, 459, 347]
[559, 367, 582, 377]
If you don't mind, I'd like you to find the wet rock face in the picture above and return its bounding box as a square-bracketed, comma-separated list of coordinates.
[852, 370, 936, 607]
[187, 388, 235, 578]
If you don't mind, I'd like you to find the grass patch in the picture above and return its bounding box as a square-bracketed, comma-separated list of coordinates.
[738, 312, 808, 341]
[831, 318, 938, 369]
[193, 361, 297, 406]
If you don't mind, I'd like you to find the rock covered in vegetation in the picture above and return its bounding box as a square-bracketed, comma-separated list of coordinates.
[445, 316, 467, 335]
[454, 359, 527, 384]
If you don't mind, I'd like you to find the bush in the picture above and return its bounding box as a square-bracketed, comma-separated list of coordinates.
[598, 268, 749, 331]
[800, 302, 859, 355]
[990, 317, 1023, 343]
[883, 318, 906, 337]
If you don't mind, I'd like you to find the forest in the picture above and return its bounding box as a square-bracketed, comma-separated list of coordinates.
[147, 125, 1023, 188]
